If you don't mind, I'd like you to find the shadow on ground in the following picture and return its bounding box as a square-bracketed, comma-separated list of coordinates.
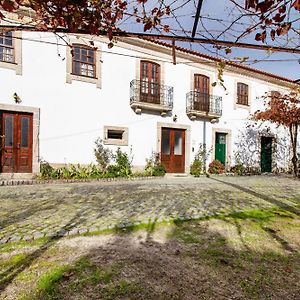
[210, 177, 300, 217]
[22, 210, 300, 300]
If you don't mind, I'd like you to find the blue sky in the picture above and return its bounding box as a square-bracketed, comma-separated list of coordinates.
[121, 0, 300, 80]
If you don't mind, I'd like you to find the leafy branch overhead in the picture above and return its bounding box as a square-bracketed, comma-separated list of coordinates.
[1, 0, 300, 52]
[237, 0, 300, 42]
[0, 0, 171, 39]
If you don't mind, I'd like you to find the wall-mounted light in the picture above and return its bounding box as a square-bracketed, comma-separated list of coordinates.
[173, 114, 178, 122]
[13, 93, 22, 104]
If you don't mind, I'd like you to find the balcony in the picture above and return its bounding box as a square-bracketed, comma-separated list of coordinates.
[130, 80, 173, 116]
[186, 91, 222, 120]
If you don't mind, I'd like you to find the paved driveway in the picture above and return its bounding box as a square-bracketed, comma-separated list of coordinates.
[0, 175, 299, 244]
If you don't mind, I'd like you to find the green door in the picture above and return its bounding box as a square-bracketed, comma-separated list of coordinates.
[215, 133, 226, 165]
[261, 136, 272, 172]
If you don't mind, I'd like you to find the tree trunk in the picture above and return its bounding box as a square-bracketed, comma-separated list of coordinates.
[289, 123, 298, 177]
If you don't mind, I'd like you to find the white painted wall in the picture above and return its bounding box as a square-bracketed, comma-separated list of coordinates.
[0, 32, 295, 171]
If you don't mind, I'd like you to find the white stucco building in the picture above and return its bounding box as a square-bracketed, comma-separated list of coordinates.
[0, 29, 298, 177]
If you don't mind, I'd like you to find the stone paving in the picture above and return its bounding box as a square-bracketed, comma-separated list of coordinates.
[0, 175, 299, 244]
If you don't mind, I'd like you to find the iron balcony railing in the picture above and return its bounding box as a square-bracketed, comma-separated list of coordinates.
[186, 91, 222, 116]
[130, 79, 174, 109]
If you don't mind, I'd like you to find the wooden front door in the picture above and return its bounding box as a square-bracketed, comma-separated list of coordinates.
[194, 74, 210, 112]
[161, 128, 185, 173]
[140, 61, 160, 104]
[1, 112, 33, 173]
[261, 136, 272, 173]
[215, 132, 226, 165]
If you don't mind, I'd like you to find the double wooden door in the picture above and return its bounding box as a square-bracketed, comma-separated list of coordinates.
[161, 128, 185, 173]
[1, 112, 33, 173]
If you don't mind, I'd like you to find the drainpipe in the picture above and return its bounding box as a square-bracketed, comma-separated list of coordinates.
[203, 120, 207, 172]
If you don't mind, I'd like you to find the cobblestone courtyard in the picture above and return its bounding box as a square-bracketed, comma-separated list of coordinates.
[0, 175, 299, 244]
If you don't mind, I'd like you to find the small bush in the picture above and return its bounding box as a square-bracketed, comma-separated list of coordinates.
[40, 160, 55, 179]
[190, 160, 203, 177]
[94, 138, 112, 172]
[111, 148, 132, 177]
[190, 144, 212, 176]
[230, 164, 245, 175]
[145, 152, 166, 177]
[152, 164, 166, 176]
[106, 165, 122, 178]
[246, 167, 261, 175]
[208, 160, 225, 174]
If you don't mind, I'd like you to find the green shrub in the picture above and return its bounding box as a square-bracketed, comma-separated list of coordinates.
[94, 138, 112, 171]
[106, 165, 122, 178]
[230, 164, 245, 175]
[105, 148, 132, 177]
[152, 164, 166, 176]
[115, 148, 132, 173]
[208, 160, 225, 174]
[38, 162, 104, 180]
[40, 160, 55, 179]
[245, 167, 261, 175]
[190, 159, 203, 177]
[190, 144, 212, 176]
[144, 152, 166, 176]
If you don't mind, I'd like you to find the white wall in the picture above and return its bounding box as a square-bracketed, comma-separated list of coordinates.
[0, 32, 294, 171]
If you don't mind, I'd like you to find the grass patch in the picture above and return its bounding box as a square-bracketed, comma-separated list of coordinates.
[0, 253, 26, 269]
[224, 207, 296, 222]
[227, 209, 276, 221]
[20, 257, 128, 300]
[36, 265, 70, 298]
[101, 280, 142, 299]
[0, 237, 49, 254]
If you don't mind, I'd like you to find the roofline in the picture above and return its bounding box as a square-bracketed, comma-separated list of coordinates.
[141, 38, 296, 85]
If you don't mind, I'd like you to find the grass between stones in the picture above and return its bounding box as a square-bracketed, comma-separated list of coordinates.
[0, 206, 299, 300]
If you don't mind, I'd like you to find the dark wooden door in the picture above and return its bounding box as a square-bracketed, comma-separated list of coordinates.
[215, 133, 226, 165]
[261, 136, 272, 173]
[1, 112, 33, 173]
[161, 128, 185, 173]
[194, 74, 210, 112]
[140, 61, 160, 104]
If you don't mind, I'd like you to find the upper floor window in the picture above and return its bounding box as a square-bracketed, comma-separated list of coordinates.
[0, 31, 14, 63]
[237, 82, 249, 106]
[194, 74, 209, 94]
[140, 60, 161, 104]
[193, 74, 210, 112]
[72, 45, 96, 78]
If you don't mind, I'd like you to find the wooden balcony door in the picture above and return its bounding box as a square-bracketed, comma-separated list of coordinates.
[194, 74, 210, 112]
[140, 61, 160, 104]
[161, 128, 185, 173]
[1, 112, 33, 173]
